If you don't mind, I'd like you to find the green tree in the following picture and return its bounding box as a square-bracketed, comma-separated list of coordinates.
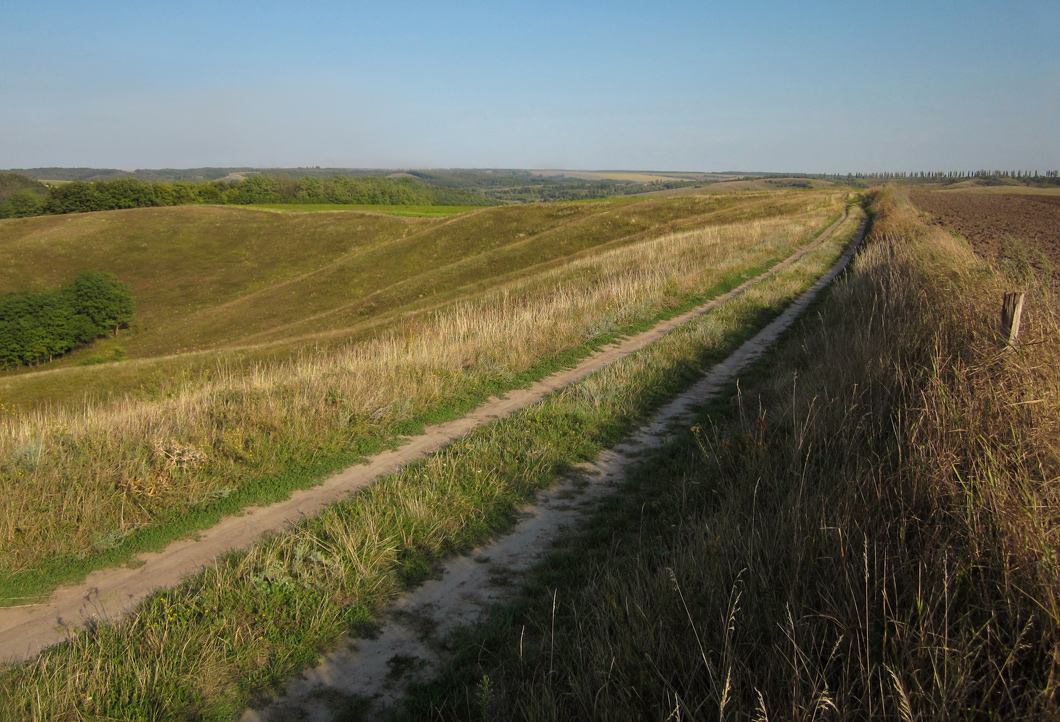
[43, 181, 106, 214]
[170, 181, 201, 204]
[0, 191, 44, 218]
[0, 290, 77, 365]
[227, 175, 281, 204]
[68, 271, 134, 336]
[0, 273, 135, 368]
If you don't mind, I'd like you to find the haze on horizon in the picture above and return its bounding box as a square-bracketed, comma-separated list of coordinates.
[1, 0, 1057, 174]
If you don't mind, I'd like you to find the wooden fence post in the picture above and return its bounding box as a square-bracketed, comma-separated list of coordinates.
[1001, 292, 1025, 346]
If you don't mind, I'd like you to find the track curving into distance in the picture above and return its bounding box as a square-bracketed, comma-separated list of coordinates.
[0, 210, 856, 663]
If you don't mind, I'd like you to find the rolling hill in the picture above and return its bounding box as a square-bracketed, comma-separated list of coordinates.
[0, 192, 829, 407]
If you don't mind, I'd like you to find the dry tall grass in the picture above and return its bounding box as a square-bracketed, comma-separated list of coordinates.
[0, 207, 840, 575]
[436, 187, 1060, 720]
[0, 205, 860, 721]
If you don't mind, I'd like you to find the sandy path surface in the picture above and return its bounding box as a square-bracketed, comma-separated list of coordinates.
[241, 218, 868, 721]
[0, 212, 851, 664]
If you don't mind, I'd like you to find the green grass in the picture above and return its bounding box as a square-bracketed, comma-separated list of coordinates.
[0, 205, 862, 720]
[0, 206, 854, 603]
[244, 204, 481, 216]
[0, 192, 821, 410]
[390, 188, 1060, 720]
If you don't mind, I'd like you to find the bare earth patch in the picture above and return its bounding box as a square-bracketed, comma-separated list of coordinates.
[910, 190, 1060, 271]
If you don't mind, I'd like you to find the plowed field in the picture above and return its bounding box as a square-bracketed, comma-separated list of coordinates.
[910, 191, 1060, 273]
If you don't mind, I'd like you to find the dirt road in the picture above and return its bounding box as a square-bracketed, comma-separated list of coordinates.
[243, 217, 868, 721]
[0, 211, 853, 663]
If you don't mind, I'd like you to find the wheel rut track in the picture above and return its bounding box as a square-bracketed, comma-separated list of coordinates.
[243, 214, 868, 721]
[0, 210, 855, 663]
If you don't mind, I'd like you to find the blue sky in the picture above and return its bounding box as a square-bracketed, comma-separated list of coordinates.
[1, 0, 1057, 172]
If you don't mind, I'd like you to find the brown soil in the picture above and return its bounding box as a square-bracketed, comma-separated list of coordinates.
[910, 190, 1060, 273]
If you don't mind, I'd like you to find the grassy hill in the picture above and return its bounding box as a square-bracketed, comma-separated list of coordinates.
[1, 184, 1056, 719]
[0, 192, 828, 408]
[0, 186, 871, 720]
[0, 189, 848, 585]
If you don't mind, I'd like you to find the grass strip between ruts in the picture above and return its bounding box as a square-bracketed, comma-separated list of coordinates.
[390, 189, 1060, 720]
[393, 222, 867, 721]
[0, 212, 847, 605]
[0, 208, 862, 721]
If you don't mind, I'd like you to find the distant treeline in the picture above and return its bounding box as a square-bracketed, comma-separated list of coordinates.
[7, 167, 237, 183]
[0, 271, 134, 368]
[0, 171, 711, 218]
[0, 174, 497, 219]
[0, 173, 49, 200]
[226, 174, 494, 206]
[841, 169, 1060, 180]
[0, 173, 50, 217]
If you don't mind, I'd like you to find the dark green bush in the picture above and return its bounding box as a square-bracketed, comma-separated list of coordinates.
[0, 271, 134, 368]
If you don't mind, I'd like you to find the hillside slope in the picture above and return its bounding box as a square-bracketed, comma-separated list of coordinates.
[0, 192, 836, 408]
